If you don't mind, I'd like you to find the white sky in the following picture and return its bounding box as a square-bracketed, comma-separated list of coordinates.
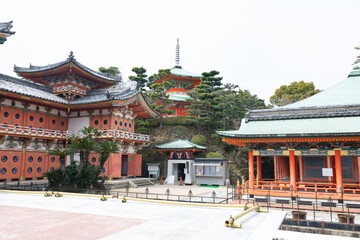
[1, 0, 360, 103]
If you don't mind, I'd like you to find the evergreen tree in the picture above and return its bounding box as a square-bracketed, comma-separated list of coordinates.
[270, 81, 321, 107]
[98, 66, 121, 77]
[129, 67, 148, 91]
[149, 69, 174, 130]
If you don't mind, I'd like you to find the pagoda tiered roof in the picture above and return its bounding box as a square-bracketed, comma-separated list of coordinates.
[217, 66, 360, 140]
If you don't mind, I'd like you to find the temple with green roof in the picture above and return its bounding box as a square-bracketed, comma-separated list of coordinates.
[149, 39, 202, 117]
[217, 66, 360, 200]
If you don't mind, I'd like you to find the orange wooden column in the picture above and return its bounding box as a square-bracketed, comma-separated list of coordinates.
[289, 150, 297, 190]
[332, 156, 336, 184]
[248, 150, 255, 190]
[334, 149, 343, 192]
[326, 156, 332, 182]
[298, 156, 304, 181]
[256, 156, 262, 181]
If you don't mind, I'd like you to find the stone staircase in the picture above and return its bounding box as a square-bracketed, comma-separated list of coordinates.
[105, 178, 156, 190]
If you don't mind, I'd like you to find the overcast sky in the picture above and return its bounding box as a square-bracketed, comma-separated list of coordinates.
[1, 0, 360, 103]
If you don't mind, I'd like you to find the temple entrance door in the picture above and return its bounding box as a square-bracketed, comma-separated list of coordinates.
[177, 163, 185, 181]
[121, 155, 128, 176]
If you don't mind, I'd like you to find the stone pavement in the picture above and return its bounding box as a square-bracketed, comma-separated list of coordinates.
[0, 191, 358, 240]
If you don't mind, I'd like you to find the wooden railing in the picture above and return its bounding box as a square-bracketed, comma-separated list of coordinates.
[0, 124, 150, 142]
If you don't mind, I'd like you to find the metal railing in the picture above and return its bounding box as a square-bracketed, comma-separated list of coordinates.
[0, 124, 150, 142]
[237, 185, 360, 216]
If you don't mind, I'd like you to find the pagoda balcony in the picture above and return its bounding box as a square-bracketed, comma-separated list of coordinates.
[0, 124, 150, 142]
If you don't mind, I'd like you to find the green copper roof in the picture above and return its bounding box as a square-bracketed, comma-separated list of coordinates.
[279, 66, 360, 109]
[170, 67, 201, 78]
[217, 117, 360, 138]
[155, 139, 207, 150]
[168, 93, 192, 102]
[217, 67, 360, 139]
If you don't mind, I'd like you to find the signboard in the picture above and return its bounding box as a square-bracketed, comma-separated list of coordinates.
[196, 166, 204, 176]
[167, 175, 175, 184]
[322, 168, 333, 177]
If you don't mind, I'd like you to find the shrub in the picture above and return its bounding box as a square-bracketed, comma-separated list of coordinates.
[43, 168, 62, 187]
[191, 135, 206, 146]
[206, 152, 223, 158]
[75, 164, 100, 188]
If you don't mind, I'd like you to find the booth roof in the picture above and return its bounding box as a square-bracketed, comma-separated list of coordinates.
[155, 139, 207, 150]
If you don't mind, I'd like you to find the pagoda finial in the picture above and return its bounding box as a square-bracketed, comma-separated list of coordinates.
[68, 51, 75, 61]
[175, 38, 182, 69]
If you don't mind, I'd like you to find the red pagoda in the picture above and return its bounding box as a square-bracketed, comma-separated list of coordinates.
[0, 52, 157, 181]
[150, 39, 202, 117]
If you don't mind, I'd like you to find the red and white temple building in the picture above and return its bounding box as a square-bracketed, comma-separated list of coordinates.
[0, 52, 157, 181]
[150, 39, 201, 117]
[218, 66, 360, 201]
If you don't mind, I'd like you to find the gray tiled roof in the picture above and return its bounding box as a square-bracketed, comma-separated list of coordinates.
[0, 21, 15, 34]
[14, 52, 121, 82]
[0, 73, 139, 105]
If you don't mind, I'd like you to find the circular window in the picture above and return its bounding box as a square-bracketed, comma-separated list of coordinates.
[61, 121, 65, 126]
[29, 116, 34, 121]
[27, 167, 33, 173]
[101, 168, 106, 173]
[94, 120, 99, 125]
[2, 123, 8, 128]
[120, 122, 123, 126]
[13, 156, 19, 162]
[3, 112, 9, 117]
[37, 167, 42, 173]
[104, 120, 108, 125]
[52, 120, 56, 125]
[1, 156, 8, 162]
[115, 120, 118, 125]
[37, 156, 43, 162]
[50, 167, 55, 171]
[50, 157, 55, 162]
[129, 123, 132, 128]
[39, 117, 43, 123]
[124, 122, 127, 127]
[0, 168, 6, 174]
[91, 157, 96, 163]
[28, 156, 33, 162]
[15, 113, 20, 119]
[12, 167, 18, 174]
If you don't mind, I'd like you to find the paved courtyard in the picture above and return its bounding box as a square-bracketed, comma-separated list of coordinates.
[0, 191, 358, 240]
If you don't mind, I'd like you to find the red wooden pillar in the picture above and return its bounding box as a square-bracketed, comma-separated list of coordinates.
[289, 150, 297, 190]
[274, 157, 278, 180]
[326, 156, 332, 182]
[332, 156, 336, 184]
[248, 150, 255, 190]
[256, 156, 262, 181]
[298, 156, 304, 181]
[334, 149, 343, 192]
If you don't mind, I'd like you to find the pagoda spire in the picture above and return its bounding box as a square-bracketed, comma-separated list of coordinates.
[175, 38, 182, 69]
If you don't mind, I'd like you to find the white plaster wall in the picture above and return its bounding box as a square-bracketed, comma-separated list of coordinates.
[68, 117, 90, 132]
